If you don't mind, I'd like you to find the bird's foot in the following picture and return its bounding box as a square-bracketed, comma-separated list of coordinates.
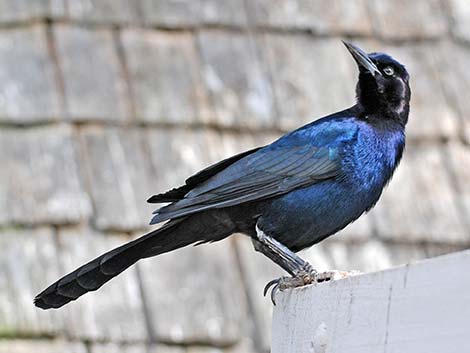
[263, 264, 317, 305]
[264, 269, 361, 305]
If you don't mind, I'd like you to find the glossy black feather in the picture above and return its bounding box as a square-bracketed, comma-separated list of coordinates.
[147, 146, 262, 203]
[150, 144, 341, 224]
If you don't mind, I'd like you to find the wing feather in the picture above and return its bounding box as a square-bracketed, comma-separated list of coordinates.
[150, 144, 342, 224]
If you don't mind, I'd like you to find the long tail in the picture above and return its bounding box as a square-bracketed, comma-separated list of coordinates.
[34, 212, 235, 310]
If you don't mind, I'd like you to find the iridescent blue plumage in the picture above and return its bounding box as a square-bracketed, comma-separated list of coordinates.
[257, 112, 405, 251]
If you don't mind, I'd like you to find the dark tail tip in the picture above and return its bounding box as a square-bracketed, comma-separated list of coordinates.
[33, 296, 48, 310]
[34, 285, 74, 310]
[34, 295, 57, 310]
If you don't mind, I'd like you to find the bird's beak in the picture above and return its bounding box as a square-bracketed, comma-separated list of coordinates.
[342, 41, 381, 77]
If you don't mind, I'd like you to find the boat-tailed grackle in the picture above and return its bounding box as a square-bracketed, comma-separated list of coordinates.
[35, 42, 410, 308]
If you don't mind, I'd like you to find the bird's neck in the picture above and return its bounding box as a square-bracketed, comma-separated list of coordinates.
[355, 100, 409, 129]
[355, 78, 410, 127]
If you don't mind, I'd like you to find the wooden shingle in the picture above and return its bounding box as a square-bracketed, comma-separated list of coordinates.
[369, 0, 448, 39]
[140, 0, 200, 27]
[372, 144, 467, 244]
[80, 127, 154, 231]
[0, 228, 64, 335]
[328, 213, 374, 242]
[140, 0, 247, 27]
[54, 25, 130, 122]
[449, 0, 470, 42]
[435, 41, 470, 143]
[122, 29, 209, 124]
[186, 339, 257, 353]
[90, 343, 148, 353]
[251, 0, 372, 35]
[322, 240, 430, 272]
[0, 126, 91, 226]
[146, 128, 222, 194]
[65, 0, 141, 24]
[198, 30, 275, 128]
[0, 25, 60, 122]
[0, 1, 59, 23]
[199, 0, 248, 26]
[0, 340, 86, 353]
[138, 240, 247, 346]
[446, 142, 470, 229]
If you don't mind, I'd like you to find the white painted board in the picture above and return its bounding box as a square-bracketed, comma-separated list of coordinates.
[272, 250, 470, 353]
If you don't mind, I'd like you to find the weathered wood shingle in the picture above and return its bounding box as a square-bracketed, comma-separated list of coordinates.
[91, 343, 189, 353]
[0, 228, 64, 335]
[369, 0, 448, 39]
[198, 0, 248, 26]
[187, 340, 257, 353]
[65, 0, 141, 24]
[140, 0, 247, 27]
[372, 144, 467, 244]
[0, 126, 91, 226]
[329, 213, 374, 242]
[446, 142, 470, 231]
[145, 128, 221, 193]
[321, 240, 430, 272]
[122, 29, 208, 124]
[79, 127, 154, 231]
[138, 241, 247, 346]
[54, 25, 130, 122]
[251, 0, 372, 35]
[0, 340, 87, 353]
[0, 1, 60, 23]
[0, 25, 61, 122]
[140, 0, 200, 27]
[90, 343, 148, 353]
[448, 0, 470, 42]
[436, 41, 470, 143]
[198, 30, 275, 128]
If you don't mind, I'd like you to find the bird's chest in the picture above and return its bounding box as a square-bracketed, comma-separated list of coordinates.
[256, 122, 405, 249]
[342, 126, 403, 195]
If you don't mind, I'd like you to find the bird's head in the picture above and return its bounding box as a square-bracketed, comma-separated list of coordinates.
[343, 41, 410, 125]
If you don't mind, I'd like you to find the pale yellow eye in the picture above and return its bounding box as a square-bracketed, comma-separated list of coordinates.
[383, 66, 394, 76]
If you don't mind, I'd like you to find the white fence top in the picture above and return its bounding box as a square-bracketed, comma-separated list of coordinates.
[271, 250, 470, 353]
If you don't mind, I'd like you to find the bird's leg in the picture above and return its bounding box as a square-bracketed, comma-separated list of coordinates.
[251, 237, 310, 276]
[253, 225, 319, 304]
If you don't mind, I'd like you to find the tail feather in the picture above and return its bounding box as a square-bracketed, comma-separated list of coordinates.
[34, 230, 161, 309]
[34, 212, 236, 310]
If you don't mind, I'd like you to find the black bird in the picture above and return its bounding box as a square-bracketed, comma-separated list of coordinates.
[35, 42, 410, 309]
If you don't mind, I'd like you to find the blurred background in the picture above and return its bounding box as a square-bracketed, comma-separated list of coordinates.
[0, 0, 469, 352]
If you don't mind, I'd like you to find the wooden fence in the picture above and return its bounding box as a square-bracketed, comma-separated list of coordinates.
[271, 250, 470, 353]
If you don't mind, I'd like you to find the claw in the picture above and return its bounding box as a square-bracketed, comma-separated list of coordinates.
[264, 278, 279, 297]
[263, 267, 318, 305]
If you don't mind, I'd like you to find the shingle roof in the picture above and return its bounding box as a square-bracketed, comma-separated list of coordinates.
[0, 1, 468, 352]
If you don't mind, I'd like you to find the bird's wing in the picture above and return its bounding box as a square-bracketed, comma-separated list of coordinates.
[150, 142, 343, 224]
[147, 146, 263, 203]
